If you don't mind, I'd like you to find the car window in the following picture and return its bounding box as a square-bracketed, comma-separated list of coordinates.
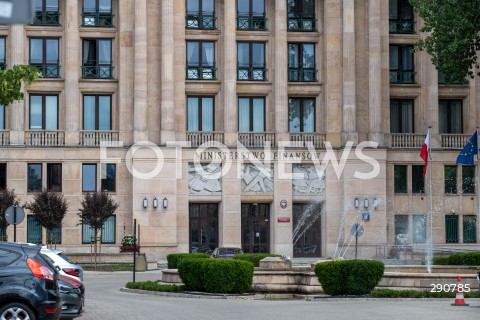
[0, 248, 21, 266]
[57, 252, 76, 264]
[40, 252, 56, 266]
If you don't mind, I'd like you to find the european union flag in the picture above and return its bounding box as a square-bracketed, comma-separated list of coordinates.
[456, 131, 478, 165]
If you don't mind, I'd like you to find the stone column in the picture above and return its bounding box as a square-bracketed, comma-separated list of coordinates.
[342, 0, 357, 144]
[324, 0, 342, 147]
[133, 0, 148, 142]
[9, 25, 25, 145]
[223, 0, 237, 146]
[274, 0, 288, 141]
[64, 0, 79, 145]
[160, 0, 176, 144]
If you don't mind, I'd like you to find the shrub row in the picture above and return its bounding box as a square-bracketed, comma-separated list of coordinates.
[125, 281, 183, 292]
[233, 254, 281, 267]
[314, 260, 385, 296]
[432, 253, 480, 266]
[370, 289, 479, 298]
[166, 253, 210, 269]
[178, 258, 254, 293]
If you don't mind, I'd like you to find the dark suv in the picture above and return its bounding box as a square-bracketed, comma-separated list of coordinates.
[0, 242, 61, 320]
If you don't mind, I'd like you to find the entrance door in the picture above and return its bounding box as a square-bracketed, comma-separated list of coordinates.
[292, 203, 321, 257]
[189, 203, 218, 254]
[241, 203, 270, 253]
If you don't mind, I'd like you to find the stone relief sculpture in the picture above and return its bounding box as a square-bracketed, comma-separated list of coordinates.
[241, 164, 273, 193]
[188, 163, 222, 194]
[292, 164, 325, 194]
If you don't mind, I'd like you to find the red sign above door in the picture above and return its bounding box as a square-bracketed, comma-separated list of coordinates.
[277, 217, 290, 223]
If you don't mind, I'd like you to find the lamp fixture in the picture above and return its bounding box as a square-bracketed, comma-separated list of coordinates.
[373, 198, 379, 209]
[364, 198, 369, 209]
[163, 197, 168, 209]
[143, 197, 148, 209]
[451, 209, 455, 215]
[153, 197, 158, 209]
[354, 198, 359, 209]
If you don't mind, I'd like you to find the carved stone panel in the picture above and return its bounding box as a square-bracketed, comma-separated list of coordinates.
[188, 163, 222, 195]
[241, 164, 273, 194]
[292, 164, 325, 194]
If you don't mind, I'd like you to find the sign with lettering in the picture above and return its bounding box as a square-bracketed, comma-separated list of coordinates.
[277, 217, 290, 223]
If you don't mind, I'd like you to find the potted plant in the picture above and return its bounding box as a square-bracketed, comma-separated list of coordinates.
[120, 234, 140, 252]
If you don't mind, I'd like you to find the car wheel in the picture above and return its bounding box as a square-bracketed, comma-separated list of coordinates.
[0, 302, 36, 320]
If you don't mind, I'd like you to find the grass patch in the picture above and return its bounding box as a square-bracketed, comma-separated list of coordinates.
[83, 264, 134, 272]
[126, 280, 184, 292]
[370, 289, 479, 298]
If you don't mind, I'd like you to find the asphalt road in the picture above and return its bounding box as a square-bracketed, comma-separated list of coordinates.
[78, 270, 480, 320]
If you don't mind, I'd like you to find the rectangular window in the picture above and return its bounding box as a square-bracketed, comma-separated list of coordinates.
[463, 215, 476, 243]
[82, 164, 97, 192]
[82, 215, 115, 244]
[237, 42, 266, 81]
[29, 38, 60, 78]
[412, 215, 426, 244]
[29, 95, 58, 130]
[0, 37, 5, 69]
[288, 98, 315, 132]
[412, 165, 425, 193]
[82, 0, 113, 27]
[27, 215, 42, 244]
[83, 95, 111, 130]
[186, 41, 216, 80]
[444, 166, 457, 194]
[82, 39, 112, 79]
[439, 100, 463, 133]
[287, 0, 316, 31]
[0, 104, 5, 130]
[0, 163, 6, 190]
[186, 0, 215, 29]
[187, 97, 214, 131]
[394, 215, 409, 244]
[462, 166, 475, 194]
[47, 163, 62, 192]
[389, 0, 414, 33]
[389, 45, 415, 83]
[390, 99, 413, 133]
[394, 165, 407, 193]
[238, 97, 265, 132]
[28, 163, 42, 192]
[288, 43, 316, 82]
[47, 227, 61, 244]
[101, 163, 116, 192]
[33, 0, 60, 26]
[237, 0, 266, 30]
[445, 215, 459, 243]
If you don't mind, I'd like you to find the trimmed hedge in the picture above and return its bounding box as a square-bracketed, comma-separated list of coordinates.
[178, 259, 254, 293]
[433, 253, 480, 266]
[371, 289, 479, 299]
[314, 260, 385, 296]
[233, 254, 281, 267]
[166, 253, 210, 269]
[125, 281, 183, 292]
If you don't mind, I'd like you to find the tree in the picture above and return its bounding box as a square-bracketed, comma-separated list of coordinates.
[0, 65, 40, 106]
[0, 189, 18, 241]
[410, 0, 480, 82]
[25, 189, 68, 244]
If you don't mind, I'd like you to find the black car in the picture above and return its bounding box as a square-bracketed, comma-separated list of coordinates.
[0, 242, 61, 320]
[57, 275, 84, 320]
[210, 247, 243, 259]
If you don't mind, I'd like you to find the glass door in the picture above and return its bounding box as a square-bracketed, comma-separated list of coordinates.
[241, 203, 270, 253]
[189, 203, 218, 254]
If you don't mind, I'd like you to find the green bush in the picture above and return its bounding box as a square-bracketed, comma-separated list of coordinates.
[125, 281, 183, 292]
[166, 253, 210, 269]
[370, 289, 479, 299]
[432, 256, 450, 265]
[233, 254, 281, 267]
[314, 260, 385, 296]
[202, 259, 254, 294]
[432, 253, 480, 266]
[177, 258, 209, 291]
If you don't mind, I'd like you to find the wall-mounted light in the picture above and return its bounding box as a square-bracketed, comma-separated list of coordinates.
[354, 198, 359, 209]
[373, 198, 379, 209]
[364, 198, 369, 209]
[451, 209, 455, 215]
[143, 197, 148, 209]
[153, 197, 158, 209]
[163, 197, 168, 209]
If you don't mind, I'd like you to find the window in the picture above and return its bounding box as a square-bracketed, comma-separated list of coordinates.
[463, 215, 476, 243]
[389, 45, 415, 84]
[237, 42, 266, 81]
[445, 215, 458, 243]
[287, 0, 316, 31]
[237, 0, 266, 31]
[412, 165, 425, 193]
[462, 166, 475, 194]
[82, 164, 97, 192]
[27, 215, 42, 244]
[28, 163, 42, 192]
[390, 99, 413, 133]
[288, 98, 315, 132]
[412, 215, 426, 244]
[0, 37, 5, 69]
[82, 0, 113, 27]
[0, 163, 6, 190]
[33, 0, 60, 26]
[394, 165, 407, 193]
[29, 95, 58, 130]
[83, 95, 111, 130]
[47, 227, 61, 244]
[444, 166, 457, 194]
[439, 100, 462, 133]
[82, 39, 112, 79]
[288, 43, 316, 82]
[101, 163, 116, 192]
[29, 38, 60, 78]
[394, 215, 408, 244]
[186, 41, 215, 80]
[238, 97, 265, 132]
[186, 0, 215, 29]
[82, 215, 116, 244]
[0, 104, 4, 130]
[187, 97, 214, 131]
[47, 163, 62, 192]
[389, 0, 414, 33]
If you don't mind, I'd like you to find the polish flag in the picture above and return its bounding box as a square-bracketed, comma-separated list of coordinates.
[420, 128, 430, 176]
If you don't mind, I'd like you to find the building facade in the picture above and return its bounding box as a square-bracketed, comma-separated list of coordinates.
[2, 0, 480, 262]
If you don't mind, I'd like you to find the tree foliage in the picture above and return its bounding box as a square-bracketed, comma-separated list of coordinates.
[0, 65, 40, 106]
[410, 0, 480, 82]
[78, 191, 119, 238]
[25, 189, 68, 231]
[0, 189, 19, 232]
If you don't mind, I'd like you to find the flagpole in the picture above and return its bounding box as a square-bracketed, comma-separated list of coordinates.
[428, 126, 433, 259]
